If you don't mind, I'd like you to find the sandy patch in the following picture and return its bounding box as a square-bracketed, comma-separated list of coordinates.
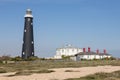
[0, 65, 120, 80]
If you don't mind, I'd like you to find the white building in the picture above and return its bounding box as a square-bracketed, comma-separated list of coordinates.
[71, 52, 112, 61]
[54, 44, 83, 59]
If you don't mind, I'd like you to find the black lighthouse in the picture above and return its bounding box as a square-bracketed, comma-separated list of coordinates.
[22, 9, 34, 59]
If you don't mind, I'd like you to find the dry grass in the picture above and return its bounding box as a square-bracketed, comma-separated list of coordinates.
[0, 68, 7, 73]
[65, 70, 120, 80]
[6, 69, 55, 77]
[0, 60, 120, 73]
[65, 70, 80, 72]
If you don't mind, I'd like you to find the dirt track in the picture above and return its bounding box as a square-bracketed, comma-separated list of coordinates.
[0, 65, 120, 80]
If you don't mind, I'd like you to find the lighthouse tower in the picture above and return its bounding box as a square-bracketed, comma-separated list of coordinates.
[22, 9, 34, 59]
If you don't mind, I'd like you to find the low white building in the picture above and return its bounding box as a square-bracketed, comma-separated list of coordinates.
[54, 44, 83, 59]
[71, 52, 112, 61]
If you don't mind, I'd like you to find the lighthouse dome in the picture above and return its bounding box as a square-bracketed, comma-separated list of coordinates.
[24, 9, 33, 18]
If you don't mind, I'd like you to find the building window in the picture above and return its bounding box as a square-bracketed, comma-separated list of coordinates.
[77, 49, 79, 52]
[67, 49, 69, 52]
[62, 50, 64, 53]
[94, 55, 96, 58]
[72, 49, 74, 52]
[87, 55, 89, 59]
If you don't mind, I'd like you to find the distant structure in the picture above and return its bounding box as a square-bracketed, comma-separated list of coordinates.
[54, 44, 83, 59]
[70, 48, 112, 61]
[22, 9, 34, 59]
[54, 45, 112, 60]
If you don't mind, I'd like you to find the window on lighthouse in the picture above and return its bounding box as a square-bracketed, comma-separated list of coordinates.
[23, 52, 25, 55]
[24, 29, 26, 32]
[28, 18, 30, 21]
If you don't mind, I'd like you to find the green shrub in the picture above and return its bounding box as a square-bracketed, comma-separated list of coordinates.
[0, 68, 7, 73]
[65, 70, 79, 72]
[36, 69, 55, 73]
[15, 71, 31, 76]
[11, 56, 22, 61]
[12, 69, 55, 76]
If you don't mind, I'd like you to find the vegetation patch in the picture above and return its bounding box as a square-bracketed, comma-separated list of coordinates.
[34, 69, 55, 73]
[65, 70, 79, 72]
[7, 69, 55, 77]
[0, 60, 120, 73]
[16, 69, 54, 75]
[0, 68, 7, 73]
[65, 70, 120, 80]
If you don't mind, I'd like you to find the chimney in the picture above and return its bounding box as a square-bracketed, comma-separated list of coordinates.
[88, 47, 91, 52]
[104, 49, 106, 54]
[83, 48, 86, 52]
[96, 49, 99, 54]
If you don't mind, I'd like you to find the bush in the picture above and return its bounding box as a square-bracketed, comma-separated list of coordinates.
[13, 69, 55, 76]
[62, 55, 70, 60]
[24, 56, 39, 61]
[0, 55, 11, 61]
[0, 68, 7, 73]
[11, 56, 22, 61]
[65, 70, 79, 72]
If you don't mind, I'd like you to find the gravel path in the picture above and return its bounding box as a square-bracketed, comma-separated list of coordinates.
[0, 65, 120, 80]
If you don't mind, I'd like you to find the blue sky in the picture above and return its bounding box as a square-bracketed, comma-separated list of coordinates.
[0, 0, 120, 58]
